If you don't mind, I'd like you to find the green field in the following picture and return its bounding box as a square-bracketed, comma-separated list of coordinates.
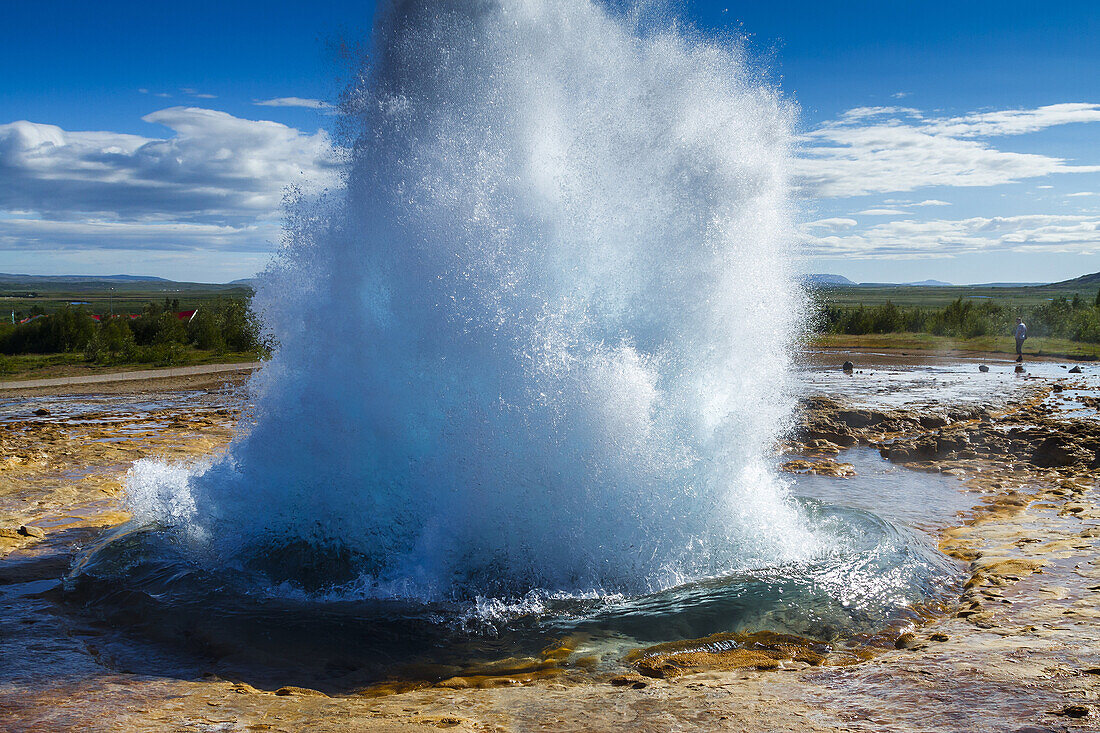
[811, 332, 1100, 361]
[0, 276, 264, 377]
[0, 350, 260, 381]
[812, 271, 1100, 309]
[1, 277, 252, 321]
[2, 272, 1099, 379]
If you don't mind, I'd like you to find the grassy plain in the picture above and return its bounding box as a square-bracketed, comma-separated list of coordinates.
[1, 281, 252, 319]
[810, 332, 1100, 360]
[0, 350, 260, 381]
[813, 274, 1100, 309]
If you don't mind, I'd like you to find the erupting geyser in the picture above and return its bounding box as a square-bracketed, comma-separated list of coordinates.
[127, 0, 818, 603]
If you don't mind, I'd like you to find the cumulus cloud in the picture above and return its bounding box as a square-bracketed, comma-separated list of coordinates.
[796, 103, 1100, 198]
[0, 217, 279, 253]
[802, 214, 1100, 259]
[0, 107, 343, 258]
[253, 97, 333, 110]
[925, 103, 1100, 138]
[0, 108, 342, 228]
[804, 217, 858, 231]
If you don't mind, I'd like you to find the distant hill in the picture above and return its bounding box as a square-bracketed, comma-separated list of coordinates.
[904, 279, 953, 287]
[0, 273, 169, 284]
[0, 273, 252, 293]
[970, 282, 1047, 288]
[1046, 271, 1100, 289]
[804, 273, 856, 286]
[806, 275, 955, 287]
[803, 273, 1100, 289]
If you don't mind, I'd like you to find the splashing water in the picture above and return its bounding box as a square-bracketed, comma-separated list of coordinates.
[127, 0, 818, 603]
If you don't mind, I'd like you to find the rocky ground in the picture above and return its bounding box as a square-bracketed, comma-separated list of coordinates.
[1, 367, 1098, 732]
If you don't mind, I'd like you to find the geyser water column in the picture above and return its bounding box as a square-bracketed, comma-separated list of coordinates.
[129, 0, 817, 602]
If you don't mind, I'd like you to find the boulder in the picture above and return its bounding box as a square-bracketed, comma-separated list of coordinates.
[936, 432, 970, 454]
[274, 686, 328, 697]
[836, 409, 884, 429]
[978, 365, 989, 372]
[1031, 435, 1089, 468]
[1069, 365, 1083, 374]
[894, 633, 919, 650]
[919, 414, 949, 429]
[882, 446, 911, 462]
[842, 361, 854, 373]
[33, 408, 50, 416]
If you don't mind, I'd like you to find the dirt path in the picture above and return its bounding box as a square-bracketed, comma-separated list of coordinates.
[0, 362, 261, 396]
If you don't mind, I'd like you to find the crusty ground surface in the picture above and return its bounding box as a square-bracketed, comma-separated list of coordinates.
[1, 366, 1098, 732]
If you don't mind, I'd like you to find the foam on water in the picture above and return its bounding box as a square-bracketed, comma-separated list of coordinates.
[126, 0, 816, 603]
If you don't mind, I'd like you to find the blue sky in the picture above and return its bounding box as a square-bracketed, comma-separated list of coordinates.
[1, 0, 1098, 283]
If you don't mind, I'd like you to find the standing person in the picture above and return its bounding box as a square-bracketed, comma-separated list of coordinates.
[1014, 317, 1027, 362]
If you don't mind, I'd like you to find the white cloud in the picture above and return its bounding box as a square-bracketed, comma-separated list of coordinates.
[0, 108, 341, 224]
[796, 103, 1100, 198]
[926, 103, 1100, 138]
[0, 217, 279, 252]
[802, 214, 1100, 259]
[804, 217, 858, 231]
[0, 108, 343, 256]
[913, 199, 952, 206]
[253, 97, 333, 110]
[1067, 191, 1098, 197]
[855, 208, 906, 216]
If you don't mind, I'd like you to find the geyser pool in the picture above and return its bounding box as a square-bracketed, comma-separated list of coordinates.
[68, 0, 961, 680]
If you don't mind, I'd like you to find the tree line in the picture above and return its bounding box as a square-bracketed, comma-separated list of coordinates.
[816, 290, 1100, 344]
[0, 298, 263, 366]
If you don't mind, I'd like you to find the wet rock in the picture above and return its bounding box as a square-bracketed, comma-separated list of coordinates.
[1069, 366, 1083, 374]
[837, 409, 884, 428]
[17, 525, 45, 539]
[912, 438, 940, 460]
[780, 459, 856, 477]
[894, 633, 918, 650]
[1051, 383, 1064, 392]
[936, 432, 970, 453]
[610, 674, 648, 689]
[274, 686, 328, 697]
[436, 677, 474, 689]
[978, 364, 989, 372]
[630, 631, 833, 679]
[33, 408, 50, 416]
[929, 633, 949, 642]
[804, 439, 841, 456]
[1052, 704, 1089, 718]
[1031, 436, 1090, 468]
[842, 361, 854, 373]
[919, 414, 949, 429]
[882, 446, 911, 462]
[802, 422, 858, 447]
